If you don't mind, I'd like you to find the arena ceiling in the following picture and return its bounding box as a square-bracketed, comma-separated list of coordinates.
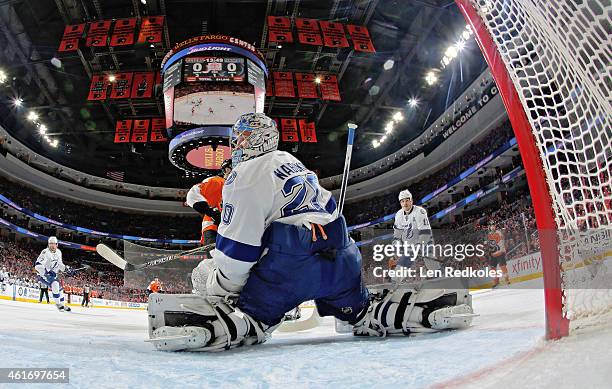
[0, 0, 487, 187]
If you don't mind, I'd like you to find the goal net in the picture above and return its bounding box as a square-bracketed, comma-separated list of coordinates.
[457, 0, 611, 338]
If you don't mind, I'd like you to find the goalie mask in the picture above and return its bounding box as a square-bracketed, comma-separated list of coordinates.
[230, 113, 279, 167]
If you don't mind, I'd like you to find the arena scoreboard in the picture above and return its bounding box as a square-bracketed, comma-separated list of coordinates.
[183, 57, 245, 82]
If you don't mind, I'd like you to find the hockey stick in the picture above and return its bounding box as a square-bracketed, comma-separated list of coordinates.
[96, 243, 214, 271]
[337, 123, 358, 215]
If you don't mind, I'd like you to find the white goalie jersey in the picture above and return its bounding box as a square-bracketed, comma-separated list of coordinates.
[210, 150, 337, 295]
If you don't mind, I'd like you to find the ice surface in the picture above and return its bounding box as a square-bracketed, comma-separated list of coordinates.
[1, 282, 611, 389]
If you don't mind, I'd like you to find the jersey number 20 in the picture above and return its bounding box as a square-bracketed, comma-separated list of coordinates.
[281, 173, 324, 217]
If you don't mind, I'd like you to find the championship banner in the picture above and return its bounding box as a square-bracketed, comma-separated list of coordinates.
[346, 25, 376, 53]
[273, 72, 295, 98]
[319, 21, 349, 48]
[131, 119, 149, 143]
[130, 72, 155, 99]
[110, 18, 137, 46]
[280, 118, 299, 142]
[150, 118, 168, 142]
[137, 16, 165, 44]
[58, 23, 85, 52]
[267, 16, 293, 43]
[86, 20, 112, 47]
[296, 73, 318, 99]
[299, 119, 317, 143]
[296, 18, 323, 46]
[110, 72, 133, 99]
[114, 120, 132, 143]
[87, 75, 110, 101]
[319, 74, 341, 101]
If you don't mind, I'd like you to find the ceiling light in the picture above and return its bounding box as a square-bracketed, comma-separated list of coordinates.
[108, 75, 116, 82]
[385, 122, 394, 134]
[50, 57, 62, 68]
[393, 112, 404, 121]
[372, 140, 379, 147]
[381, 135, 387, 142]
[462, 30, 471, 40]
[455, 41, 466, 51]
[445, 45, 458, 59]
[0, 70, 7, 83]
[27, 111, 39, 122]
[44, 135, 50, 142]
[425, 71, 438, 86]
[12, 97, 23, 107]
[383, 59, 395, 71]
[315, 77, 321, 84]
[51, 140, 58, 148]
[39, 124, 48, 134]
[408, 98, 419, 107]
[140, 0, 147, 4]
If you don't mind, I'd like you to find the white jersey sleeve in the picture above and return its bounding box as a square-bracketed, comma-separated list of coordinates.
[185, 183, 206, 208]
[209, 151, 337, 295]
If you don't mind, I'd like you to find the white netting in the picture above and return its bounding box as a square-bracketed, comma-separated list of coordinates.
[468, 0, 612, 330]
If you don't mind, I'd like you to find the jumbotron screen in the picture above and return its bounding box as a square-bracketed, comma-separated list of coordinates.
[183, 57, 245, 82]
[185, 145, 231, 170]
[173, 83, 255, 127]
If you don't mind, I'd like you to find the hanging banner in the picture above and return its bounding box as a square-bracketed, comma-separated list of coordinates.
[296, 73, 318, 99]
[87, 75, 110, 101]
[130, 72, 155, 99]
[346, 25, 376, 53]
[267, 16, 293, 43]
[150, 118, 168, 142]
[110, 72, 134, 99]
[296, 18, 323, 46]
[319, 74, 341, 101]
[114, 120, 132, 143]
[319, 21, 349, 48]
[273, 72, 295, 98]
[131, 119, 149, 143]
[281, 118, 299, 142]
[58, 23, 85, 52]
[299, 119, 317, 143]
[110, 18, 137, 46]
[137, 16, 165, 44]
[86, 20, 112, 47]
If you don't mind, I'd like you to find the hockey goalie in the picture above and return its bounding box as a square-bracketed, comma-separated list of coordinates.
[147, 113, 474, 352]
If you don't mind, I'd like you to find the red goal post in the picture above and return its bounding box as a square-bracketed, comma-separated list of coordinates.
[456, 0, 611, 339]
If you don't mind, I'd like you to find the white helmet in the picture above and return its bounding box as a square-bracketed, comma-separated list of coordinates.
[48, 236, 58, 244]
[230, 113, 279, 166]
[398, 189, 412, 201]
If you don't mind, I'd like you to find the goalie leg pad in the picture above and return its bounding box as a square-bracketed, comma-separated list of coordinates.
[352, 288, 474, 337]
[147, 293, 275, 352]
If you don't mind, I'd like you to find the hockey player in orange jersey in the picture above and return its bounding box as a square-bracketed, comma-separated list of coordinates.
[185, 159, 233, 252]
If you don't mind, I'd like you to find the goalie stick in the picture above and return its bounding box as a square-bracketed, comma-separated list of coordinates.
[96, 243, 214, 271]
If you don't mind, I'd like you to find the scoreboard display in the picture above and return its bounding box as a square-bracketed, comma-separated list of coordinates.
[183, 57, 245, 82]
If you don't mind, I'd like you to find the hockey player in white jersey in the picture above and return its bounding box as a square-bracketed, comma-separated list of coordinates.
[34, 237, 71, 312]
[393, 189, 434, 269]
[147, 113, 474, 351]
